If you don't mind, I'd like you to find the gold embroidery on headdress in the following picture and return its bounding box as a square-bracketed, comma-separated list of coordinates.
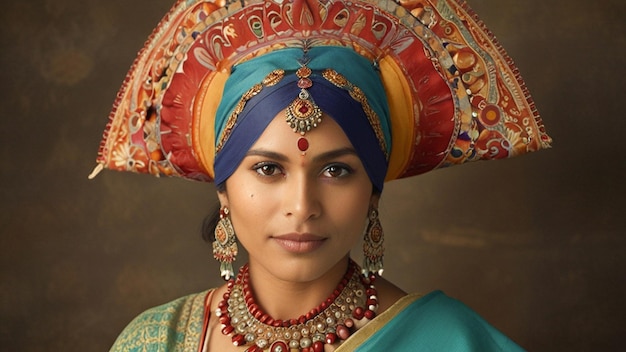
[322, 69, 388, 158]
[215, 69, 285, 153]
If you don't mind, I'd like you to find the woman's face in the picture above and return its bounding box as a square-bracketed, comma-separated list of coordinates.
[218, 110, 378, 283]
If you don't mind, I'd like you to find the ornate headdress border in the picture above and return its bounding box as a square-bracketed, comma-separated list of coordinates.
[90, 0, 551, 181]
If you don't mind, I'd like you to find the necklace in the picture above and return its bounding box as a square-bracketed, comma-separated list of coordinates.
[215, 260, 379, 352]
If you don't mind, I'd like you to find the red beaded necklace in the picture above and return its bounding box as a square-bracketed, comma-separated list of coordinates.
[215, 260, 379, 352]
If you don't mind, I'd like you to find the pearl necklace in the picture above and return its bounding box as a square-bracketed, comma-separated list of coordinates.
[215, 260, 379, 352]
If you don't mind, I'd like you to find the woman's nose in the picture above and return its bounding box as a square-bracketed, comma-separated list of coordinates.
[282, 173, 321, 223]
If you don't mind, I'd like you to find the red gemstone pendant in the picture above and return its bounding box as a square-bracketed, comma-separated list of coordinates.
[298, 78, 312, 88]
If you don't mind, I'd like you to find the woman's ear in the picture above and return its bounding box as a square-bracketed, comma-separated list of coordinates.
[216, 188, 228, 208]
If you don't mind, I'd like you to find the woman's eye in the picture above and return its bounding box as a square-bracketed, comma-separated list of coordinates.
[323, 164, 351, 178]
[254, 163, 281, 176]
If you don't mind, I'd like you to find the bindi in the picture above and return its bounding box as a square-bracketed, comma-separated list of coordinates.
[297, 137, 309, 153]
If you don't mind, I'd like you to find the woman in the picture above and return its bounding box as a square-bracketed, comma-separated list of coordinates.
[91, 0, 551, 350]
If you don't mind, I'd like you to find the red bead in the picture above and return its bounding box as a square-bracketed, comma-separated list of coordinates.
[232, 334, 245, 346]
[336, 324, 351, 340]
[326, 332, 337, 344]
[218, 315, 230, 325]
[366, 298, 377, 306]
[299, 315, 307, 324]
[221, 325, 234, 335]
[352, 306, 364, 320]
[270, 341, 289, 352]
[249, 304, 258, 316]
[313, 341, 324, 352]
[364, 309, 376, 320]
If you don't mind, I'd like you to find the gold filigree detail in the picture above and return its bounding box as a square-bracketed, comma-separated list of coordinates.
[216, 72, 285, 152]
[262, 69, 285, 86]
[322, 69, 388, 158]
[286, 63, 323, 135]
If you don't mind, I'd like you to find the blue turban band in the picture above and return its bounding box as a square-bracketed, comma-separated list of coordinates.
[213, 47, 391, 191]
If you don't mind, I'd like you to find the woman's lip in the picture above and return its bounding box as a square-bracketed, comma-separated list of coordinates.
[271, 233, 326, 253]
[273, 233, 325, 241]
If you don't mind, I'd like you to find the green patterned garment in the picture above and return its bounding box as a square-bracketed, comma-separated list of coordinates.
[110, 291, 209, 352]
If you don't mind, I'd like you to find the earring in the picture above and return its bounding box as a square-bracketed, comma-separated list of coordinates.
[213, 207, 238, 280]
[362, 208, 384, 276]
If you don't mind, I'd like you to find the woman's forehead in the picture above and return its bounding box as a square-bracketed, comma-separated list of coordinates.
[251, 112, 356, 156]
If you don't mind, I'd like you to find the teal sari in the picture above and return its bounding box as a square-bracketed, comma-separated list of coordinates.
[340, 291, 524, 351]
[110, 290, 524, 351]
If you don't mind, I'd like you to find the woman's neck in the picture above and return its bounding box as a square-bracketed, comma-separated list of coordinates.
[245, 256, 350, 320]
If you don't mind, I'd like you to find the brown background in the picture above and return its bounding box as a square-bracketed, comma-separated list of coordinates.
[1, 0, 625, 350]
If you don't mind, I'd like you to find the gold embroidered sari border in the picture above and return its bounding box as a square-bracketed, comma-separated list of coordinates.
[336, 292, 424, 351]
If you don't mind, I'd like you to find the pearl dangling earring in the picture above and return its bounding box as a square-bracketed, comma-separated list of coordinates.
[212, 207, 238, 280]
[362, 207, 384, 276]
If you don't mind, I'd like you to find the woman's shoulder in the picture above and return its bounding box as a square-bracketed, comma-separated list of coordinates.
[109, 290, 213, 352]
[377, 290, 525, 351]
[374, 276, 408, 312]
[404, 290, 501, 329]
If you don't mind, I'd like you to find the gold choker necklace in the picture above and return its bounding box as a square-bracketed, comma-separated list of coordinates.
[215, 260, 379, 352]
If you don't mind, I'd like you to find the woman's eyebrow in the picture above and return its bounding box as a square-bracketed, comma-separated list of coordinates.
[312, 147, 358, 162]
[244, 147, 357, 163]
[245, 149, 288, 162]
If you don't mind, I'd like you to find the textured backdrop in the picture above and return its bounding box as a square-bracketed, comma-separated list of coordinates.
[1, 0, 625, 351]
